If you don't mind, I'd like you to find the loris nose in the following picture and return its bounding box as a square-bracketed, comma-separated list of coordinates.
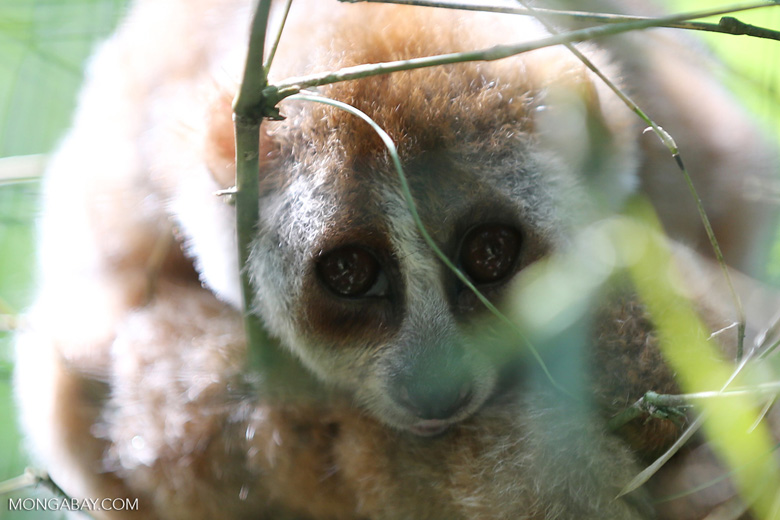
[392, 352, 474, 421]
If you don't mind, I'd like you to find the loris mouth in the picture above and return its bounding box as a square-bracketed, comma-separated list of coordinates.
[407, 419, 452, 437]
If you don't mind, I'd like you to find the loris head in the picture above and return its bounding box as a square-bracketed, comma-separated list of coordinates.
[180, 4, 637, 436]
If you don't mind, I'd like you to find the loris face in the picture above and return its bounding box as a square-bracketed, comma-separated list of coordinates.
[248, 148, 550, 435]
[237, 73, 633, 436]
[188, 4, 636, 436]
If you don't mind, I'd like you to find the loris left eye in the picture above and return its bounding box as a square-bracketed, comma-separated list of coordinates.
[459, 224, 522, 285]
[317, 245, 389, 298]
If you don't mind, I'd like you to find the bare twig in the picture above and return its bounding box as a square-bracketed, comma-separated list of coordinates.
[340, 0, 780, 41]
[618, 414, 706, 497]
[718, 15, 780, 40]
[233, 0, 274, 369]
[610, 383, 780, 433]
[0, 468, 89, 519]
[264, 2, 778, 108]
[233, 1, 273, 118]
[608, 391, 690, 431]
[232, 2, 321, 397]
[263, 0, 294, 75]
[0, 472, 35, 496]
[680, 167, 747, 361]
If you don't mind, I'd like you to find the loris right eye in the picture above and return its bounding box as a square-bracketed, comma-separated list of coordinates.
[459, 224, 522, 285]
[317, 245, 388, 298]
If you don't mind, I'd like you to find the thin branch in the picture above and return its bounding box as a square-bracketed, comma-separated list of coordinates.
[232, 2, 321, 397]
[233, 2, 272, 117]
[0, 468, 91, 518]
[618, 414, 706, 497]
[0, 472, 35, 496]
[683, 382, 780, 402]
[264, 2, 778, 107]
[760, 336, 780, 360]
[608, 391, 690, 431]
[680, 162, 747, 361]
[340, 0, 780, 41]
[604, 380, 780, 432]
[751, 395, 776, 433]
[263, 0, 294, 75]
[718, 15, 780, 40]
[611, 382, 780, 432]
[756, 309, 780, 359]
[233, 0, 274, 369]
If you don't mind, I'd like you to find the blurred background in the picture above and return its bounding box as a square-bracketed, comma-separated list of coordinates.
[0, 0, 778, 516]
[0, 2, 130, 515]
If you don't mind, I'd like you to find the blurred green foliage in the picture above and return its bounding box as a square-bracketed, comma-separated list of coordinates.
[665, 1, 780, 139]
[0, 0, 129, 512]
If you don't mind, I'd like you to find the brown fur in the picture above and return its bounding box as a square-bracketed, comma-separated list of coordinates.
[14, 0, 779, 518]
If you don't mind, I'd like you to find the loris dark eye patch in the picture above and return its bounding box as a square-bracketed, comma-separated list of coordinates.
[317, 245, 388, 298]
[459, 224, 522, 285]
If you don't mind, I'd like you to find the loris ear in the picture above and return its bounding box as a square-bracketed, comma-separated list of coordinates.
[204, 89, 278, 189]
